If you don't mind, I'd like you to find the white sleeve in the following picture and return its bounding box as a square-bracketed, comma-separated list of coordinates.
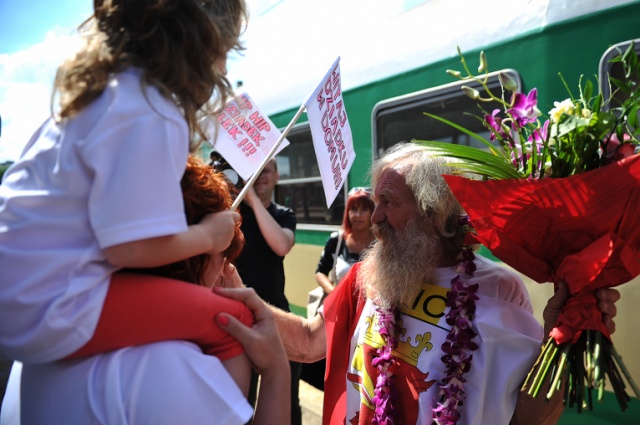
[466, 296, 543, 424]
[83, 110, 189, 248]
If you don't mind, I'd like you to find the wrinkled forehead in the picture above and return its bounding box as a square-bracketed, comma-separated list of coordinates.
[373, 166, 412, 200]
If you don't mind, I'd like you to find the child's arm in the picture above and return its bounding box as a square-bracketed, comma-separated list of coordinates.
[103, 210, 240, 268]
[221, 354, 252, 397]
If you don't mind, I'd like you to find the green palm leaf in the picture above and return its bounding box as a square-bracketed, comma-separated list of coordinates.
[422, 112, 503, 157]
[414, 140, 523, 179]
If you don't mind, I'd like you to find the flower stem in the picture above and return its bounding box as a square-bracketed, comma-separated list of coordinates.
[611, 345, 640, 399]
[546, 344, 569, 400]
[526, 339, 557, 397]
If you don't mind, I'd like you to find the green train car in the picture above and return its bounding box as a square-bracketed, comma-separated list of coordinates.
[224, 1, 640, 421]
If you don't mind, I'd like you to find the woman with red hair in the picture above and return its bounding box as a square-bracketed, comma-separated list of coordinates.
[315, 187, 376, 295]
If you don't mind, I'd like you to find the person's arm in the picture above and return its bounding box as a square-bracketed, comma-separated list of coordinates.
[214, 286, 327, 364]
[510, 283, 621, 425]
[273, 305, 327, 363]
[221, 354, 252, 397]
[315, 272, 334, 295]
[103, 210, 240, 268]
[214, 286, 292, 425]
[243, 187, 294, 256]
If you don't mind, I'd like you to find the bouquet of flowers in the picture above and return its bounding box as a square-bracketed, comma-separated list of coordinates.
[416, 45, 640, 412]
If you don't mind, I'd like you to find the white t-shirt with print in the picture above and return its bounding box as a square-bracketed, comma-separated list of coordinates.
[0, 68, 189, 363]
[344, 255, 543, 425]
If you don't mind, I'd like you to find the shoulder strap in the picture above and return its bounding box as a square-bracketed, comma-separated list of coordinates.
[329, 231, 344, 283]
[333, 230, 344, 258]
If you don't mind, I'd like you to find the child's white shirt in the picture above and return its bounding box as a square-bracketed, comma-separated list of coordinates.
[0, 68, 189, 363]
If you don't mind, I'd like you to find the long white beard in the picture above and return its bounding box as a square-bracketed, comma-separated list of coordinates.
[358, 218, 442, 310]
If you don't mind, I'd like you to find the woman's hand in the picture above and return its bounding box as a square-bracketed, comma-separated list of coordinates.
[214, 287, 292, 425]
[213, 287, 289, 375]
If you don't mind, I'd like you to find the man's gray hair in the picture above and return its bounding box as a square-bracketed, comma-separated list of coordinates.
[371, 142, 465, 242]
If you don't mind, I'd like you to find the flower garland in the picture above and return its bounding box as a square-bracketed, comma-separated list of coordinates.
[433, 248, 480, 425]
[372, 245, 479, 425]
[372, 306, 401, 425]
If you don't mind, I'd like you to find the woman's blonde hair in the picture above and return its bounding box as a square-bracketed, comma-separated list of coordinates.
[53, 0, 247, 146]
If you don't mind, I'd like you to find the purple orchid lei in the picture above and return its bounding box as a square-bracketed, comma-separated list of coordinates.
[372, 220, 480, 425]
[433, 246, 480, 425]
[372, 306, 401, 425]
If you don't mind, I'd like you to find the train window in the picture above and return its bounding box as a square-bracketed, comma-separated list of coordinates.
[372, 70, 521, 157]
[273, 122, 345, 227]
[599, 38, 640, 124]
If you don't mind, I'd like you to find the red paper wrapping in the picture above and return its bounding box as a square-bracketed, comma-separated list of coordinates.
[444, 154, 640, 344]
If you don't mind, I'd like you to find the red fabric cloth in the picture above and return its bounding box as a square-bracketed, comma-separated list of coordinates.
[444, 154, 640, 344]
[321, 263, 366, 425]
[68, 273, 253, 361]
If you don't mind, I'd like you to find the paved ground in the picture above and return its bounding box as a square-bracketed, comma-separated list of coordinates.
[299, 380, 323, 425]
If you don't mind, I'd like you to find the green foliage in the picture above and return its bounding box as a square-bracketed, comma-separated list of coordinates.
[0, 162, 12, 181]
[415, 44, 640, 180]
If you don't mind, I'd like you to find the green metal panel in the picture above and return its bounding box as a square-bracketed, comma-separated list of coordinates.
[274, 1, 640, 248]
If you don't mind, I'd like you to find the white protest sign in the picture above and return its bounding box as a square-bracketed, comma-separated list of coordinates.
[206, 92, 289, 181]
[304, 57, 355, 208]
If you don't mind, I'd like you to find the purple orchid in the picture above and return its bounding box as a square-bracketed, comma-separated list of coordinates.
[374, 249, 480, 425]
[602, 133, 636, 165]
[508, 88, 540, 127]
[484, 109, 510, 141]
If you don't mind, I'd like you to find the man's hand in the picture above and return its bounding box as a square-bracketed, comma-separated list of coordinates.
[595, 286, 620, 334]
[241, 186, 260, 210]
[542, 282, 621, 338]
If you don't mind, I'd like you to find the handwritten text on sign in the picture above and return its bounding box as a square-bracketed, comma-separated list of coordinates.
[211, 92, 288, 181]
[305, 57, 355, 207]
[315, 67, 349, 188]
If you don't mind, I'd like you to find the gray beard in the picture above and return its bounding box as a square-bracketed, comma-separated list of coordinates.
[358, 218, 442, 310]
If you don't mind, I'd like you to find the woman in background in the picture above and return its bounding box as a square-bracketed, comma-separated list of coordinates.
[315, 187, 376, 294]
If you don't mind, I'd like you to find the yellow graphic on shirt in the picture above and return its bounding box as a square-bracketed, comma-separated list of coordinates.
[404, 282, 449, 326]
[348, 283, 446, 412]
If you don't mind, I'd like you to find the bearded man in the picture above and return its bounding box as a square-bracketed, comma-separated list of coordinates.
[218, 143, 620, 425]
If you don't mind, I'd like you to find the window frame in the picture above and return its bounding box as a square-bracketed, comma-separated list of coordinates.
[371, 69, 522, 158]
[599, 38, 640, 107]
[274, 121, 347, 231]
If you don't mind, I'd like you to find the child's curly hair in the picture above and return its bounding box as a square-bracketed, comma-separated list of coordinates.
[54, 0, 247, 146]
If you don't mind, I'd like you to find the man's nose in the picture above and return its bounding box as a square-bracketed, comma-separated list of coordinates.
[370, 206, 384, 225]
